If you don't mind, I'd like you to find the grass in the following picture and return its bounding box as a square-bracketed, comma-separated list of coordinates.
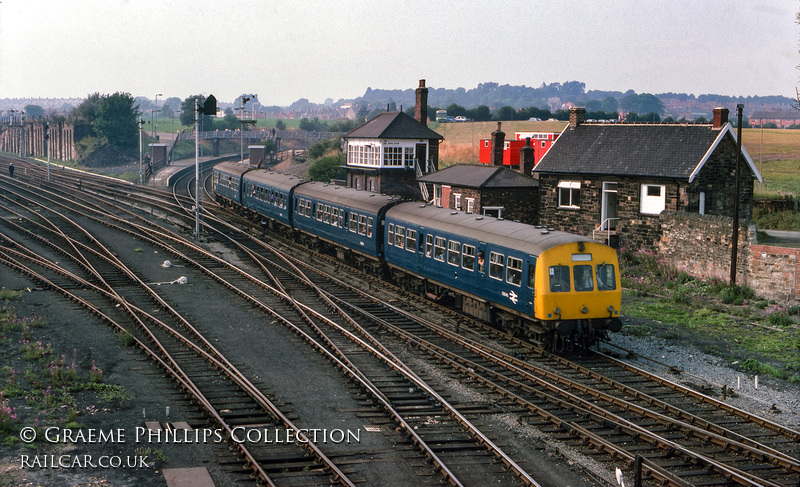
[0, 303, 130, 444]
[620, 248, 800, 382]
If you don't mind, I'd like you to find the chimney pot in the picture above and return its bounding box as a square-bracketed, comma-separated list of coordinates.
[712, 107, 729, 129]
[569, 107, 586, 129]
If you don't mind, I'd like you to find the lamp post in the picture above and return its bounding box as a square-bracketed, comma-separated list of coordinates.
[153, 93, 162, 140]
[138, 118, 150, 185]
[44, 123, 50, 181]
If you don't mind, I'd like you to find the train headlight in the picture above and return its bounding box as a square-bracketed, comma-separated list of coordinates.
[554, 307, 561, 315]
[581, 306, 588, 314]
[608, 305, 615, 313]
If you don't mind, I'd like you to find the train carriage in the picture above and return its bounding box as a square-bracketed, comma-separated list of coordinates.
[241, 170, 307, 228]
[292, 184, 400, 263]
[384, 203, 621, 347]
[212, 161, 251, 206]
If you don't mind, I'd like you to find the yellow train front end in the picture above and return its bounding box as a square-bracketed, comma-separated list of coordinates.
[534, 240, 622, 351]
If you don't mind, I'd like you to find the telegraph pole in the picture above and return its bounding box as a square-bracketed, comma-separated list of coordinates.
[729, 104, 744, 286]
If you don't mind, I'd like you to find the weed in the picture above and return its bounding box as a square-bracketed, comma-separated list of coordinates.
[118, 330, 135, 347]
[0, 289, 21, 301]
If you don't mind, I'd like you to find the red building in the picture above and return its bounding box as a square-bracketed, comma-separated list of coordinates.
[478, 129, 558, 169]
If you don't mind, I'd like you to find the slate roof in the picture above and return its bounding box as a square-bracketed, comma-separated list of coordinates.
[344, 111, 443, 140]
[418, 164, 538, 188]
[534, 123, 760, 182]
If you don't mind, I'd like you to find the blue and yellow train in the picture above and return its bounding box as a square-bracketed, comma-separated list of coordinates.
[213, 161, 622, 350]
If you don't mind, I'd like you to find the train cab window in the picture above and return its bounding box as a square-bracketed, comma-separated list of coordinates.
[358, 215, 367, 235]
[406, 229, 417, 251]
[395, 226, 405, 247]
[573, 265, 594, 292]
[462, 245, 475, 270]
[425, 234, 433, 257]
[433, 237, 446, 261]
[489, 252, 504, 280]
[549, 266, 571, 292]
[596, 263, 617, 291]
[447, 241, 461, 266]
[367, 217, 373, 237]
[349, 213, 358, 232]
[506, 257, 522, 286]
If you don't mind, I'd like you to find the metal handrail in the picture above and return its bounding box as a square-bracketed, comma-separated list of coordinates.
[593, 217, 619, 244]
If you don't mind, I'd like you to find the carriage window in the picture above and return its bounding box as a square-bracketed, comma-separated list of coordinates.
[447, 241, 461, 266]
[388, 224, 395, 244]
[306, 200, 312, 217]
[395, 225, 405, 248]
[425, 234, 433, 257]
[462, 245, 475, 270]
[433, 237, 446, 261]
[527, 260, 536, 288]
[406, 229, 417, 251]
[367, 217, 373, 237]
[574, 265, 594, 291]
[331, 208, 338, 227]
[596, 263, 617, 291]
[549, 266, 570, 292]
[489, 252, 504, 280]
[323, 205, 331, 224]
[349, 213, 358, 232]
[358, 215, 367, 235]
[316, 204, 323, 221]
[506, 257, 522, 286]
[339, 210, 345, 228]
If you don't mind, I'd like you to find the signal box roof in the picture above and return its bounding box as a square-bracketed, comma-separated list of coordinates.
[344, 111, 443, 140]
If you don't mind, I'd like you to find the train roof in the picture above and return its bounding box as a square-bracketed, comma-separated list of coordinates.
[243, 169, 309, 192]
[294, 183, 402, 213]
[387, 202, 594, 256]
[213, 161, 253, 178]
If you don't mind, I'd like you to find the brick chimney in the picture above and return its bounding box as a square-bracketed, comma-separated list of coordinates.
[712, 107, 729, 129]
[569, 107, 586, 129]
[490, 122, 505, 166]
[520, 137, 534, 176]
[415, 79, 428, 124]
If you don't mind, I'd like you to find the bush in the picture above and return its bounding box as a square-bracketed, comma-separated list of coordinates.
[307, 154, 345, 182]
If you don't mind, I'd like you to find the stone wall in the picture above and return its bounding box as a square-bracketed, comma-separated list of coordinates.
[0, 121, 79, 161]
[658, 211, 799, 302]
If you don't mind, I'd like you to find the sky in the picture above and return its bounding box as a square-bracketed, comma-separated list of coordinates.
[0, 0, 797, 106]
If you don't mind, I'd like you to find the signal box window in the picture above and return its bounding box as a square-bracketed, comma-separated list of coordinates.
[549, 266, 570, 292]
[489, 252, 504, 280]
[573, 265, 594, 292]
[596, 263, 616, 291]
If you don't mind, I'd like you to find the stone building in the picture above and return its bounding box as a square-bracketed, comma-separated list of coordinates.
[533, 107, 761, 249]
[417, 164, 539, 224]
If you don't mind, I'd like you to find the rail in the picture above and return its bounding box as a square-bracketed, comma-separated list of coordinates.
[593, 217, 619, 243]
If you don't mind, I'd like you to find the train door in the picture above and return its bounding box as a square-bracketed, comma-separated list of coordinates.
[415, 227, 426, 274]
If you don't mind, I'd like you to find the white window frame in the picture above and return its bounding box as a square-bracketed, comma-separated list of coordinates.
[466, 198, 475, 214]
[558, 180, 581, 209]
[640, 184, 666, 215]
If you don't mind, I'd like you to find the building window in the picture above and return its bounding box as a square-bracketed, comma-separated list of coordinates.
[558, 181, 581, 208]
[541, 141, 546, 149]
[404, 147, 415, 167]
[483, 207, 503, 218]
[640, 184, 666, 215]
[466, 198, 474, 214]
[383, 147, 404, 166]
[484, 140, 489, 147]
[454, 194, 461, 210]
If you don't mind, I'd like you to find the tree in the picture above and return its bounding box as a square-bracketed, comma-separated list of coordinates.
[307, 154, 345, 182]
[494, 106, 517, 121]
[73, 93, 104, 122]
[94, 92, 139, 149]
[180, 95, 214, 129]
[24, 105, 45, 119]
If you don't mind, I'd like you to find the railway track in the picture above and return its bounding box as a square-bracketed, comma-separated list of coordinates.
[3, 155, 799, 486]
